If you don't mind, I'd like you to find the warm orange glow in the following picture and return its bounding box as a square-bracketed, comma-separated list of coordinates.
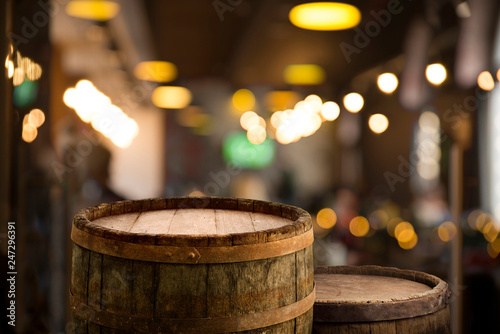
[477, 71, 495, 91]
[188, 190, 206, 197]
[22, 124, 37, 143]
[394, 221, 414, 240]
[317, 208, 337, 229]
[283, 64, 326, 85]
[398, 233, 418, 250]
[438, 221, 457, 242]
[387, 217, 403, 237]
[265, 91, 301, 111]
[491, 238, 500, 253]
[482, 221, 499, 243]
[349, 216, 370, 237]
[134, 61, 177, 83]
[66, 1, 120, 21]
[28, 109, 45, 128]
[152, 86, 192, 109]
[232, 89, 256, 112]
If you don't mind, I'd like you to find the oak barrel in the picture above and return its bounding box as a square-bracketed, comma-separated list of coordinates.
[70, 196, 314, 333]
[313, 266, 451, 334]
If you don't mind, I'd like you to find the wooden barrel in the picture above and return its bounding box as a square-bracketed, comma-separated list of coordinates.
[70, 196, 314, 333]
[313, 266, 451, 334]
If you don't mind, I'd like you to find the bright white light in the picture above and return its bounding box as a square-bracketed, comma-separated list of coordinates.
[63, 80, 139, 148]
[304, 94, 323, 113]
[426, 63, 447, 85]
[321, 101, 340, 121]
[368, 114, 389, 134]
[247, 125, 267, 144]
[343, 93, 364, 113]
[377, 73, 398, 94]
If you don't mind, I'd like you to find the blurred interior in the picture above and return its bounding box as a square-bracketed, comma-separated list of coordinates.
[2, 0, 500, 333]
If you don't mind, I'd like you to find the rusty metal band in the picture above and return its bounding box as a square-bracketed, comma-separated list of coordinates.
[70, 285, 315, 333]
[71, 226, 314, 264]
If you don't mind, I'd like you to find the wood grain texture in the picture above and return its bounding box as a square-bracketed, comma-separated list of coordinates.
[313, 266, 451, 334]
[71, 197, 314, 333]
[71, 244, 89, 304]
[101, 255, 133, 314]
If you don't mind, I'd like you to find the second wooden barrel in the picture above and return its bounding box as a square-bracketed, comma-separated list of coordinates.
[70, 196, 314, 333]
[313, 266, 451, 334]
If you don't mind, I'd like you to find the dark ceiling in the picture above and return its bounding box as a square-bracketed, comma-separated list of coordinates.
[142, 0, 461, 92]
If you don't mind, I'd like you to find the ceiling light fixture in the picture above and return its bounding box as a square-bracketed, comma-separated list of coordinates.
[289, 2, 361, 31]
[66, 1, 121, 21]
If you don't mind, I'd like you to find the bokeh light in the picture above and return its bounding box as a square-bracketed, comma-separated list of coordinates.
[477, 71, 495, 91]
[13, 79, 38, 108]
[28, 109, 45, 128]
[349, 216, 370, 237]
[368, 113, 389, 134]
[482, 221, 499, 243]
[317, 208, 337, 229]
[487, 243, 499, 259]
[265, 91, 301, 111]
[233, 89, 256, 112]
[387, 217, 403, 237]
[7, 60, 14, 79]
[321, 101, 340, 121]
[289, 2, 361, 31]
[283, 64, 326, 85]
[240, 111, 258, 130]
[64, 80, 139, 148]
[438, 221, 457, 242]
[222, 131, 275, 169]
[247, 125, 267, 145]
[304, 94, 323, 112]
[152, 86, 192, 109]
[425, 63, 447, 85]
[418, 111, 440, 132]
[22, 123, 37, 143]
[343, 92, 364, 113]
[65, 1, 121, 21]
[394, 221, 414, 240]
[133, 61, 177, 83]
[377, 73, 398, 94]
[398, 233, 418, 250]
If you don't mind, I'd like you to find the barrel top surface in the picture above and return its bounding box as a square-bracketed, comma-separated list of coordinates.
[313, 266, 450, 323]
[71, 197, 312, 249]
[315, 274, 431, 303]
[92, 209, 293, 235]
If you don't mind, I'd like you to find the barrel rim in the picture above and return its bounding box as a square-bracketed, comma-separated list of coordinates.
[313, 265, 450, 322]
[72, 196, 312, 247]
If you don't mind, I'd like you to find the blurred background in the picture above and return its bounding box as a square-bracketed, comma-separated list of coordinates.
[1, 0, 500, 333]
